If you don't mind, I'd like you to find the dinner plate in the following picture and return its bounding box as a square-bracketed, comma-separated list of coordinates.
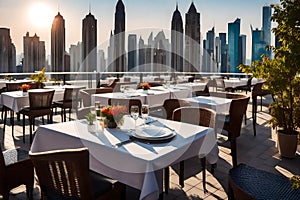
[132, 126, 176, 141]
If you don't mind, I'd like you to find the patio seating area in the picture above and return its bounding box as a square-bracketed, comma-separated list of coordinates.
[1, 88, 299, 200]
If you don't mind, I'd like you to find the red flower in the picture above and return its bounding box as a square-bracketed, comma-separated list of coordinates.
[21, 84, 31, 90]
[100, 105, 127, 124]
[141, 82, 151, 90]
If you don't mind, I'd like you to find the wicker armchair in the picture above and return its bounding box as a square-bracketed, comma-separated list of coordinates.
[229, 163, 300, 199]
[234, 76, 253, 94]
[29, 148, 125, 200]
[19, 90, 55, 143]
[0, 144, 34, 200]
[108, 98, 142, 115]
[169, 107, 216, 192]
[53, 87, 81, 122]
[162, 99, 191, 120]
[217, 95, 250, 167]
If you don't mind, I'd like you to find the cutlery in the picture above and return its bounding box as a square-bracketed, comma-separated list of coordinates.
[113, 136, 136, 148]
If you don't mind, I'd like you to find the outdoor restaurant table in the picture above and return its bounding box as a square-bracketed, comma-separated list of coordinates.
[147, 86, 193, 99]
[182, 96, 232, 114]
[30, 116, 217, 200]
[0, 79, 32, 89]
[224, 78, 265, 89]
[92, 89, 174, 108]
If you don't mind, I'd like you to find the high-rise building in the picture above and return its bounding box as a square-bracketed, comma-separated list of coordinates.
[82, 12, 97, 72]
[251, 28, 266, 62]
[0, 28, 15, 72]
[219, 33, 228, 73]
[171, 4, 184, 72]
[262, 6, 272, 46]
[128, 34, 137, 71]
[69, 42, 82, 72]
[107, 31, 114, 72]
[228, 18, 241, 73]
[185, 2, 200, 72]
[23, 32, 45, 72]
[113, 0, 126, 73]
[97, 49, 106, 72]
[51, 12, 65, 79]
[203, 27, 215, 72]
[215, 36, 221, 72]
[238, 34, 246, 66]
[138, 37, 145, 72]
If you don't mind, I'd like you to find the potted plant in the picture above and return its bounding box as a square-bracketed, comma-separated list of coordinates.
[239, 0, 300, 158]
[30, 67, 47, 88]
[140, 82, 151, 93]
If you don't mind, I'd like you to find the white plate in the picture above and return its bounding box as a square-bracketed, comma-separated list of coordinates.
[132, 126, 175, 140]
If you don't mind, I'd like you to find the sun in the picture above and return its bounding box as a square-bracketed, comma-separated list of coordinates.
[29, 3, 53, 28]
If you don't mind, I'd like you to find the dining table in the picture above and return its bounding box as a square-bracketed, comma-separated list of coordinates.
[91, 87, 193, 108]
[30, 116, 217, 200]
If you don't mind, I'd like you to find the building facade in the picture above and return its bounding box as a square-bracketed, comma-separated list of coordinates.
[0, 28, 15, 72]
[82, 12, 97, 72]
[51, 12, 65, 79]
[228, 18, 241, 73]
[219, 33, 228, 73]
[113, 0, 126, 73]
[171, 5, 184, 72]
[23, 32, 45, 72]
[128, 34, 137, 72]
[185, 2, 200, 72]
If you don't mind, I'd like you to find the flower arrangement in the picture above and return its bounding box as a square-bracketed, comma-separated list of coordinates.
[85, 112, 96, 125]
[21, 84, 31, 92]
[101, 105, 127, 127]
[141, 82, 151, 90]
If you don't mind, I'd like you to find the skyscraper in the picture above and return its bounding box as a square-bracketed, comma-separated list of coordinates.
[128, 34, 137, 71]
[219, 33, 228, 73]
[114, 0, 126, 73]
[51, 12, 65, 78]
[262, 6, 272, 47]
[171, 4, 183, 72]
[138, 36, 145, 71]
[185, 2, 200, 72]
[69, 42, 82, 72]
[0, 28, 15, 73]
[238, 34, 246, 66]
[23, 32, 46, 72]
[82, 12, 97, 72]
[228, 18, 241, 73]
[251, 28, 266, 62]
[204, 27, 215, 72]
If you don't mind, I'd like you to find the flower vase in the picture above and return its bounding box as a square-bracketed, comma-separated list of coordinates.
[22, 89, 28, 96]
[143, 89, 148, 94]
[107, 121, 117, 128]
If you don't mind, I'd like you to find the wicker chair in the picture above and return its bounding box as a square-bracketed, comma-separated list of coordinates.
[162, 99, 191, 120]
[217, 95, 250, 167]
[168, 107, 216, 192]
[251, 82, 270, 136]
[53, 87, 81, 122]
[0, 144, 34, 200]
[97, 78, 120, 89]
[234, 77, 253, 94]
[19, 90, 55, 143]
[108, 98, 142, 115]
[229, 163, 300, 200]
[29, 148, 125, 200]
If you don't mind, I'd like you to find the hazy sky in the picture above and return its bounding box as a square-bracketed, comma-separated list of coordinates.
[0, 0, 280, 60]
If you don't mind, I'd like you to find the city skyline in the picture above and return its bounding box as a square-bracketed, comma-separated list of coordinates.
[0, 0, 279, 60]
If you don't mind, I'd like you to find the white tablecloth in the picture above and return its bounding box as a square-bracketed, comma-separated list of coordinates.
[182, 96, 232, 114]
[30, 116, 217, 200]
[0, 89, 64, 112]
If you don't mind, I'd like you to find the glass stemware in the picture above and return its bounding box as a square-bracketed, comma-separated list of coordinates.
[141, 104, 149, 125]
[130, 105, 139, 132]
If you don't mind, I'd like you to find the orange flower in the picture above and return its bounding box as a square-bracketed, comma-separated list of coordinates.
[21, 84, 31, 90]
[100, 105, 127, 123]
[141, 82, 151, 90]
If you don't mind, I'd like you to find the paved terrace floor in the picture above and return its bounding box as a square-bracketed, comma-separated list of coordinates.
[1, 92, 299, 200]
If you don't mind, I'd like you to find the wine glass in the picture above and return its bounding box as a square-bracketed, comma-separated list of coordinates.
[141, 104, 149, 125]
[95, 101, 102, 119]
[120, 85, 125, 93]
[130, 105, 139, 132]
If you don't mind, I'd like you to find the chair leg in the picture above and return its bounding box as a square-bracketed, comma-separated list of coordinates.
[10, 110, 15, 139]
[201, 157, 207, 193]
[260, 96, 263, 111]
[3, 106, 7, 138]
[179, 161, 184, 188]
[29, 118, 34, 144]
[164, 167, 169, 194]
[26, 185, 33, 200]
[23, 114, 26, 143]
[252, 96, 257, 136]
[231, 137, 237, 168]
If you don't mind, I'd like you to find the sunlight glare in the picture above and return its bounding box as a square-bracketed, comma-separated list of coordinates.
[29, 3, 53, 28]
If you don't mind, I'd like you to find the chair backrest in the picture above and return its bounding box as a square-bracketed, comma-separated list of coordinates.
[64, 87, 80, 102]
[188, 76, 195, 83]
[29, 148, 94, 200]
[28, 81, 44, 89]
[29, 90, 55, 109]
[228, 96, 250, 138]
[172, 107, 216, 130]
[6, 82, 28, 91]
[252, 82, 267, 97]
[214, 78, 225, 90]
[162, 99, 191, 120]
[80, 88, 113, 107]
[108, 98, 142, 115]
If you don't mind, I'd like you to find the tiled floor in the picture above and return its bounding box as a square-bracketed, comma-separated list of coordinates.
[1, 93, 300, 200]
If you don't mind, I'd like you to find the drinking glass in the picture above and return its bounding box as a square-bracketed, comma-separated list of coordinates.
[141, 104, 149, 125]
[120, 85, 125, 93]
[130, 105, 139, 131]
[95, 101, 101, 118]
